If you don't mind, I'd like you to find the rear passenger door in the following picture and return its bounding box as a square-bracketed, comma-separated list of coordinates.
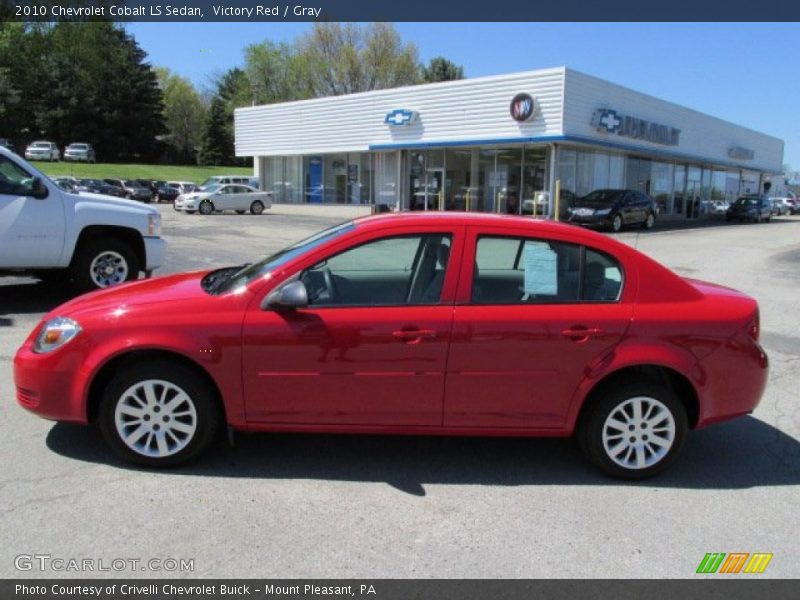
[444, 227, 634, 429]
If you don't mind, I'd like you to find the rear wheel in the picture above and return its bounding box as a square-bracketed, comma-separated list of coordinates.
[72, 237, 139, 291]
[199, 200, 214, 215]
[250, 200, 265, 215]
[578, 381, 688, 479]
[98, 362, 220, 467]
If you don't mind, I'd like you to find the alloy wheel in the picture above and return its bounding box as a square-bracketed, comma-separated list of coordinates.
[601, 396, 676, 470]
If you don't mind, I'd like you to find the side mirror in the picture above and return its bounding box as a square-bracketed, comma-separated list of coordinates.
[31, 177, 49, 199]
[262, 280, 308, 310]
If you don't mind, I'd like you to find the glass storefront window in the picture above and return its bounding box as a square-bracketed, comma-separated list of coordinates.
[284, 156, 302, 203]
[673, 165, 686, 216]
[375, 151, 399, 208]
[557, 148, 577, 206]
[323, 153, 348, 203]
[651, 162, 674, 215]
[445, 148, 474, 211]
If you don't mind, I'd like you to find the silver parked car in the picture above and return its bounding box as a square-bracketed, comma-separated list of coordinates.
[24, 141, 60, 161]
[175, 184, 273, 215]
[63, 142, 96, 163]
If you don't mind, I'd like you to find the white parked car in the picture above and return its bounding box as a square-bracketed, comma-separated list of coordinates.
[198, 175, 252, 191]
[63, 142, 96, 163]
[24, 141, 60, 162]
[175, 184, 273, 215]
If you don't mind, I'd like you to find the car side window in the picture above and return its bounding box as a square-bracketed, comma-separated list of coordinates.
[472, 236, 623, 304]
[0, 156, 34, 196]
[584, 248, 623, 301]
[301, 234, 452, 307]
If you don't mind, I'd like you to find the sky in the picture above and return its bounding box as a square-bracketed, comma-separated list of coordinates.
[126, 22, 800, 170]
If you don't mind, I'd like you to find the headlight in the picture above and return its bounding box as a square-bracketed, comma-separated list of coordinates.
[148, 213, 161, 236]
[594, 208, 612, 215]
[33, 317, 82, 354]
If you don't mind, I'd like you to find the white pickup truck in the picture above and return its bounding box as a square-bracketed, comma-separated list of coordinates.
[0, 146, 167, 291]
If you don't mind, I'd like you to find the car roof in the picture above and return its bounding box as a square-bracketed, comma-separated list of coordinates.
[350, 212, 628, 248]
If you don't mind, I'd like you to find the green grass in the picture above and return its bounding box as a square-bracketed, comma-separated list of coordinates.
[34, 161, 252, 184]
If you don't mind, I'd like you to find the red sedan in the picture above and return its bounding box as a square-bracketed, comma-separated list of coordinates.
[14, 213, 768, 478]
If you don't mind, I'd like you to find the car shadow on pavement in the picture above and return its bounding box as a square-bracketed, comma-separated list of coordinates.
[45, 416, 799, 495]
[0, 280, 81, 318]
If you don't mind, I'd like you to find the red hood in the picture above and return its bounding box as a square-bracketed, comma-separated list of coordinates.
[47, 271, 215, 319]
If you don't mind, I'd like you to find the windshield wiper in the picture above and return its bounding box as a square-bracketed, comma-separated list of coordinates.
[202, 264, 251, 294]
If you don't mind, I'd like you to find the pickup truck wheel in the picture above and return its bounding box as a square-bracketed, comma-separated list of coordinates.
[250, 200, 265, 215]
[199, 200, 214, 215]
[578, 381, 687, 479]
[98, 361, 220, 467]
[73, 238, 139, 291]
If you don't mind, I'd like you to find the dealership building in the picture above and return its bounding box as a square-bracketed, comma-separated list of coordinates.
[234, 66, 784, 219]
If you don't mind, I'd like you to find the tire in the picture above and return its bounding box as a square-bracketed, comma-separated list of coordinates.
[250, 200, 265, 215]
[642, 211, 655, 230]
[755, 214, 761, 223]
[98, 361, 220, 467]
[610, 214, 623, 233]
[199, 200, 214, 215]
[72, 237, 139, 292]
[578, 380, 688, 479]
[235, 210, 246, 215]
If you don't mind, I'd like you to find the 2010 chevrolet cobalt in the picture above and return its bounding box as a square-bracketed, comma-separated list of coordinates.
[14, 213, 768, 478]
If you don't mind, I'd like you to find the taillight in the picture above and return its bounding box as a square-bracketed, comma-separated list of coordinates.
[749, 308, 760, 341]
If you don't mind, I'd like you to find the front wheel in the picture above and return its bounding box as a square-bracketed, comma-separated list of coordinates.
[98, 362, 220, 467]
[199, 200, 214, 215]
[578, 381, 688, 479]
[250, 200, 265, 215]
[72, 237, 139, 291]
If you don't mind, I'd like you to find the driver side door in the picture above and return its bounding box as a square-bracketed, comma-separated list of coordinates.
[0, 154, 64, 268]
[242, 229, 461, 426]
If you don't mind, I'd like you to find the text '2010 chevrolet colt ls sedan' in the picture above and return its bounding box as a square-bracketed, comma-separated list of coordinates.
[14, 213, 768, 478]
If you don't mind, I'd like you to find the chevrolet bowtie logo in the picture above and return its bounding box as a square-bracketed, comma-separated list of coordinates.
[592, 109, 622, 133]
[385, 109, 418, 126]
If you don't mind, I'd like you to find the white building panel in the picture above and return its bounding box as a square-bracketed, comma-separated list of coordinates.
[562, 69, 784, 173]
[235, 68, 566, 156]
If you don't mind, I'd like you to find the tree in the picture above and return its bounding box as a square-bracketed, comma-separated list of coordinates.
[0, 22, 165, 162]
[297, 23, 421, 96]
[422, 57, 465, 83]
[244, 42, 312, 104]
[157, 67, 206, 164]
[198, 97, 234, 166]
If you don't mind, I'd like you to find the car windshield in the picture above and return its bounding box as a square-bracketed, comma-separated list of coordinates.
[124, 180, 139, 187]
[70, 144, 88, 150]
[203, 184, 220, 193]
[213, 221, 357, 294]
[734, 197, 757, 207]
[31, 142, 50, 148]
[577, 190, 625, 207]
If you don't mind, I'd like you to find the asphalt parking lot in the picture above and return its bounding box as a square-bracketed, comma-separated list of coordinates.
[1, 206, 798, 579]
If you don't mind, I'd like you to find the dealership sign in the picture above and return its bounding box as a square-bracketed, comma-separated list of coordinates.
[385, 109, 419, 126]
[728, 146, 755, 160]
[510, 93, 536, 122]
[591, 108, 680, 146]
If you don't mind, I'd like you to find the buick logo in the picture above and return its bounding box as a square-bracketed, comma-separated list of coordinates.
[510, 93, 535, 122]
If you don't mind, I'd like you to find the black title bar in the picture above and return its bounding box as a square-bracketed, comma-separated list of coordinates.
[3, 0, 800, 21]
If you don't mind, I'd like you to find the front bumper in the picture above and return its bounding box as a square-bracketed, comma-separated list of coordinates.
[566, 213, 612, 228]
[143, 236, 167, 271]
[14, 338, 92, 424]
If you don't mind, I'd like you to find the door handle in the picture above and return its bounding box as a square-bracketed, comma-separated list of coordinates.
[393, 329, 437, 344]
[561, 327, 604, 341]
